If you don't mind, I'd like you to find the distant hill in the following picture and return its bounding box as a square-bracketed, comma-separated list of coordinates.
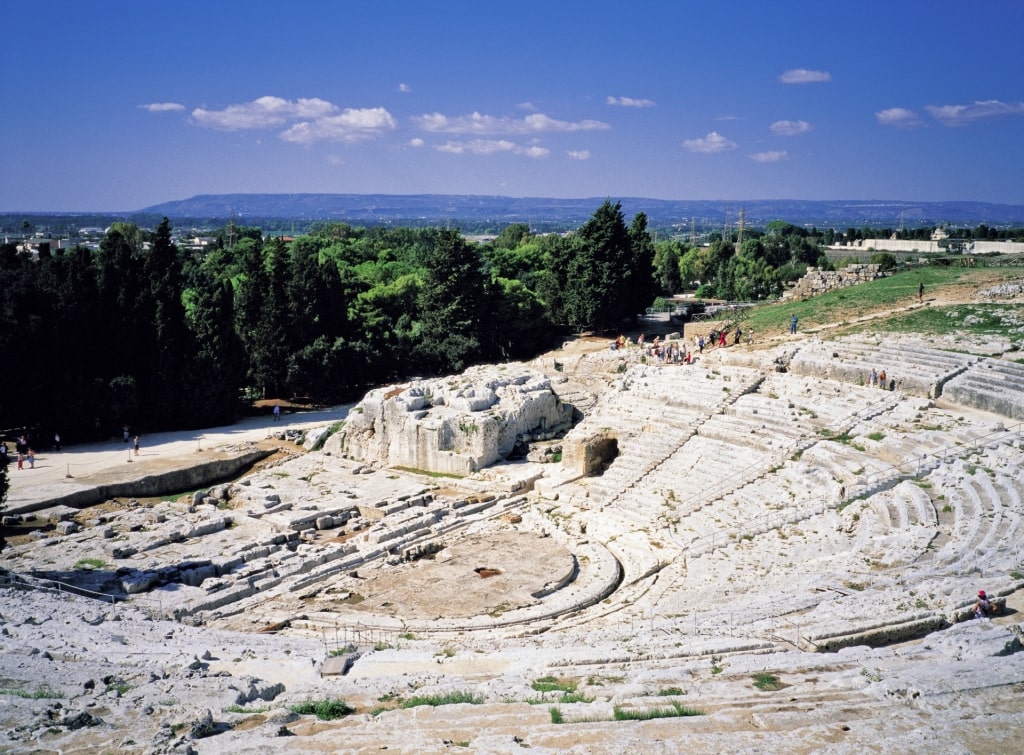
[137, 193, 1024, 230]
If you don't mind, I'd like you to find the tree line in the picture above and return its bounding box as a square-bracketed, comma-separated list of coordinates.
[1, 201, 844, 449]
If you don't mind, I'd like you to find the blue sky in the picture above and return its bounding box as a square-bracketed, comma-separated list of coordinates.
[2, 0, 1023, 211]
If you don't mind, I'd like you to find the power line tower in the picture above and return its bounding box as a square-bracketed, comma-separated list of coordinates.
[226, 209, 237, 251]
[690, 217, 697, 246]
[737, 207, 746, 248]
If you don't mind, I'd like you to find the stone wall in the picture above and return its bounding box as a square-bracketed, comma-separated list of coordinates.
[784, 263, 884, 301]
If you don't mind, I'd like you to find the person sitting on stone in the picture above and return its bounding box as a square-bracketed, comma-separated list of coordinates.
[973, 590, 994, 619]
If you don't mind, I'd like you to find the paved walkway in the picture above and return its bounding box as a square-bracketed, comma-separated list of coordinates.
[4, 406, 350, 512]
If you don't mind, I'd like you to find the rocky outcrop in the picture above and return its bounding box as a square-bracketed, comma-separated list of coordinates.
[328, 364, 575, 475]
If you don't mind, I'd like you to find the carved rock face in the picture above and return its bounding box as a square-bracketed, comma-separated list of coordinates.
[334, 364, 574, 475]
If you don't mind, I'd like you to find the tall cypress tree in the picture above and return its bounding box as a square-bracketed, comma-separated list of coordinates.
[186, 272, 245, 425]
[143, 218, 190, 428]
[562, 200, 633, 332]
[414, 229, 487, 374]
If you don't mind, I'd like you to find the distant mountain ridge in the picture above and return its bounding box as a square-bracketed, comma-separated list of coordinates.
[138, 193, 1024, 228]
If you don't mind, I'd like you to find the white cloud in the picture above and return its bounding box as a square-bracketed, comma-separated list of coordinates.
[412, 111, 609, 135]
[279, 107, 397, 144]
[517, 102, 538, 111]
[779, 68, 832, 84]
[682, 132, 737, 154]
[875, 107, 923, 128]
[139, 102, 185, 113]
[398, 83, 412, 93]
[606, 95, 655, 108]
[434, 139, 550, 158]
[770, 119, 812, 136]
[749, 151, 788, 163]
[925, 99, 1024, 127]
[409, 137, 425, 147]
[567, 149, 591, 160]
[192, 96, 338, 130]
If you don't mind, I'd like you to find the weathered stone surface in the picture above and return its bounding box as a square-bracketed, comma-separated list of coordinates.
[785, 263, 885, 301]
[332, 364, 574, 475]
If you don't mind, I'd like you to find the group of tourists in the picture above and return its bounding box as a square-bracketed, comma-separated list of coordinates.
[1, 434, 36, 470]
[610, 326, 754, 365]
[868, 367, 893, 390]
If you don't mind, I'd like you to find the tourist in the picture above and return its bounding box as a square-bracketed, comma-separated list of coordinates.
[879, 369, 887, 389]
[27, 448, 35, 469]
[0, 441, 7, 467]
[790, 314, 799, 334]
[123, 424, 130, 443]
[273, 404, 281, 422]
[134, 436, 141, 456]
[17, 452, 24, 470]
[870, 368, 878, 388]
[973, 590, 994, 619]
[54, 432, 61, 452]
[918, 281, 924, 303]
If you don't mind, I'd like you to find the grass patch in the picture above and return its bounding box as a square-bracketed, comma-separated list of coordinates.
[223, 704, 270, 714]
[0, 686, 63, 699]
[739, 266, 1022, 340]
[657, 686, 686, 696]
[531, 676, 578, 694]
[399, 691, 483, 708]
[752, 673, 784, 691]
[289, 698, 354, 720]
[74, 557, 106, 570]
[613, 701, 704, 720]
[866, 431, 885, 442]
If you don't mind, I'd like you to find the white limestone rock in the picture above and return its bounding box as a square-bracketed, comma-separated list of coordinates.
[331, 364, 573, 475]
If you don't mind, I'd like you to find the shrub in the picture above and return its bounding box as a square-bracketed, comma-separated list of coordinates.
[289, 698, 354, 720]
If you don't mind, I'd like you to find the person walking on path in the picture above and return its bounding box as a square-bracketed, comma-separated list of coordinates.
[790, 314, 799, 334]
[918, 281, 924, 303]
[133, 436, 140, 456]
[273, 404, 281, 422]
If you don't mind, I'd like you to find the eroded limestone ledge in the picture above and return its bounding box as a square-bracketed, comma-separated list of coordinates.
[329, 363, 575, 475]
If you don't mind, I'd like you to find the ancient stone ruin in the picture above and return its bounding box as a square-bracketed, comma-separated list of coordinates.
[329, 364, 575, 475]
[2, 327, 1023, 753]
[784, 263, 885, 300]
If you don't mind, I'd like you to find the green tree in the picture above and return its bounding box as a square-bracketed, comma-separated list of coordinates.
[414, 229, 487, 374]
[561, 200, 651, 332]
[143, 218, 191, 428]
[653, 240, 683, 294]
[184, 272, 245, 425]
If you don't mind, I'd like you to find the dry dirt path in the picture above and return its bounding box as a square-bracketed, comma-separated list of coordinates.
[4, 406, 350, 513]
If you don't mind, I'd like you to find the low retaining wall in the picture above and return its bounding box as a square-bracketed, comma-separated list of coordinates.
[7, 449, 271, 516]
